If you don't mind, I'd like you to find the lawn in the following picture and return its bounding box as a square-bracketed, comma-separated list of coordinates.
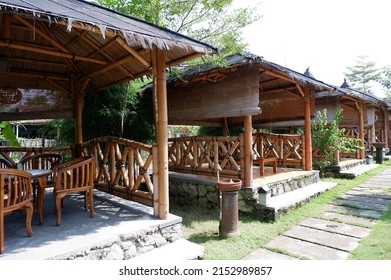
[170, 161, 391, 260]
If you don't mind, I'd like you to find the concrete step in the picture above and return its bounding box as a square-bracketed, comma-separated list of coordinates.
[255, 181, 337, 221]
[339, 163, 379, 178]
[131, 238, 204, 260]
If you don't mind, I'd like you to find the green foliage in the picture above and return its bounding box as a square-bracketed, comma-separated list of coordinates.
[311, 108, 361, 170]
[95, 0, 261, 60]
[379, 65, 391, 101]
[0, 121, 20, 146]
[344, 55, 381, 93]
[198, 126, 244, 136]
[82, 79, 155, 143]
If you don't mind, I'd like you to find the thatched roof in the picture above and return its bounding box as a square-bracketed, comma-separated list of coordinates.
[315, 79, 387, 107]
[0, 0, 217, 121]
[167, 53, 335, 93]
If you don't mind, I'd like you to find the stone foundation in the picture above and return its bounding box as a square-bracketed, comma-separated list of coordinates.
[169, 171, 320, 216]
[49, 222, 182, 260]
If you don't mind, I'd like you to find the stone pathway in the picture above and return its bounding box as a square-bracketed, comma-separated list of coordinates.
[243, 167, 391, 260]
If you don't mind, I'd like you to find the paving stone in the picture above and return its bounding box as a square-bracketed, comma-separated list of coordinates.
[283, 225, 360, 252]
[334, 198, 389, 211]
[266, 235, 348, 260]
[323, 204, 383, 219]
[242, 248, 298, 260]
[347, 190, 391, 200]
[340, 194, 391, 205]
[322, 211, 376, 227]
[299, 217, 371, 238]
[358, 182, 391, 189]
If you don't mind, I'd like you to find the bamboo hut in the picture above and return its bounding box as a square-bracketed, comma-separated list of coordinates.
[145, 53, 335, 186]
[0, 0, 217, 219]
[314, 78, 389, 159]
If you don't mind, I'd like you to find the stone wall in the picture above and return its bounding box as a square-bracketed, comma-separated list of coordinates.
[169, 171, 320, 215]
[50, 223, 182, 260]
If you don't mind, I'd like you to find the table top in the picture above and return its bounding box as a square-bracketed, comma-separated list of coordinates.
[24, 169, 52, 178]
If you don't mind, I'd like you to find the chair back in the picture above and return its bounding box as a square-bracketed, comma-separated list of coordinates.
[19, 153, 63, 170]
[53, 156, 95, 192]
[0, 169, 33, 210]
[0, 158, 15, 169]
[1, 169, 34, 254]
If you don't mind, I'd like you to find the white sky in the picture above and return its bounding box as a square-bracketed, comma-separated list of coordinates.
[233, 0, 391, 97]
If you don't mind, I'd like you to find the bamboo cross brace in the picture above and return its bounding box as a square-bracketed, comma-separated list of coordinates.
[197, 140, 214, 167]
[218, 140, 240, 171]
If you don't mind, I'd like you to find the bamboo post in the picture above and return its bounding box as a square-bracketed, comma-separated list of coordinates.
[152, 46, 169, 219]
[152, 144, 159, 217]
[193, 139, 198, 170]
[240, 134, 244, 180]
[243, 115, 253, 186]
[384, 108, 389, 148]
[333, 150, 340, 165]
[214, 139, 219, 176]
[72, 77, 83, 153]
[304, 85, 312, 170]
[358, 102, 365, 159]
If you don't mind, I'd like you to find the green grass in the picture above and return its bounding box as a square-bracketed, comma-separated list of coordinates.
[170, 161, 391, 260]
[349, 205, 391, 259]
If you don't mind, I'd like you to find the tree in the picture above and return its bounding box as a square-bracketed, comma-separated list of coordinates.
[311, 108, 361, 174]
[344, 55, 381, 93]
[379, 65, 391, 101]
[0, 121, 19, 146]
[95, 0, 261, 60]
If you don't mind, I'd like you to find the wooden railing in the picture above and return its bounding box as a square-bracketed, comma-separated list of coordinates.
[252, 133, 304, 168]
[168, 136, 242, 178]
[80, 136, 155, 206]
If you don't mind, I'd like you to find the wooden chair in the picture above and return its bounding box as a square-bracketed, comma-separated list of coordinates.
[0, 158, 15, 169]
[52, 156, 96, 226]
[19, 153, 63, 202]
[0, 169, 34, 254]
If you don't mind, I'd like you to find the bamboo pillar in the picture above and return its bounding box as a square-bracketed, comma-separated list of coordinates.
[358, 101, 365, 159]
[152, 46, 169, 219]
[384, 108, 389, 148]
[223, 118, 229, 136]
[243, 115, 253, 186]
[152, 144, 159, 217]
[72, 77, 83, 154]
[304, 85, 312, 170]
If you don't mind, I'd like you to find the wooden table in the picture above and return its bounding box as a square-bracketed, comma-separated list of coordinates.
[24, 169, 52, 225]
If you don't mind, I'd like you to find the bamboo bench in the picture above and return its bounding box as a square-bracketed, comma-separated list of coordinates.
[253, 157, 278, 176]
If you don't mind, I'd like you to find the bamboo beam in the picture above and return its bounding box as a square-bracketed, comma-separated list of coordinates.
[116, 37, 152, 69]
[73, 33, 135, 77]
[295, 84, 305, 97]
[85, 54, 135, 79]
[358, 101, 365, 159]
[0, 110, 73, 121]
[304, 85, 312, 170]
[152, 46, 169, 220]
[243, 115, 253, 186]
[0, 40, 107, 65]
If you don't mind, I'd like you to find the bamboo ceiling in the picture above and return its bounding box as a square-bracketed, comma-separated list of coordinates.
[0, 0, 217, 121]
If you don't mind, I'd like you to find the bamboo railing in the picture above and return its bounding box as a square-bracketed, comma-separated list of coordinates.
[168, 136, 242, 178]
[80, 136, 155, 206]
[252, 133, 304, 168]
